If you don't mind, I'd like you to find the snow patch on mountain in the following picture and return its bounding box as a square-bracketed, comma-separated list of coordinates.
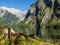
[0, 6, 27, 21]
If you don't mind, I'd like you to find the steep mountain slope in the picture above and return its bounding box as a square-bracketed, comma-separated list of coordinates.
[19, 0, 60, 38]
[0, 6, 26, 25]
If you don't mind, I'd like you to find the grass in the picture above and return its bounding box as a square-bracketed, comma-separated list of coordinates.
[0, 35, 60, 45]
[0, 35, 2, 40]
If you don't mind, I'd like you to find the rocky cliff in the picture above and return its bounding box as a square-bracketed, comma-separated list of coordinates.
[15, 0, 60, 39]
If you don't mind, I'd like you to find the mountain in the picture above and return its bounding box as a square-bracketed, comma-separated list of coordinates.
[0, 6, 27, 25]
[18, 0, 60, 38]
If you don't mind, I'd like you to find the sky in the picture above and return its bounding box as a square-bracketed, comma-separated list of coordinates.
[0, 0, 37, 11]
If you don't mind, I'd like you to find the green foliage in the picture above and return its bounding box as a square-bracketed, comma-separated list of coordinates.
[0, 23, 3, 29]
[3, 39, 10, 45]
[0, 24, 3, 35]
[16, 18, 36, 36]
[0, 35, 3, 40]
[46, 15, 60, 38]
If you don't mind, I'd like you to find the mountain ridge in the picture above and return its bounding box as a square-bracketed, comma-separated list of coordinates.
[0, 6, 27, 21]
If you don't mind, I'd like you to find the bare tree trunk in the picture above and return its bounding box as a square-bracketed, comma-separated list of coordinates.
[8, 28, 10, 39]
[8, 28, 11, 45]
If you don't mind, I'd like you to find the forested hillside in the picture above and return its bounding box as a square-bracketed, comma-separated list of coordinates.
[18, 0, 60, 39]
